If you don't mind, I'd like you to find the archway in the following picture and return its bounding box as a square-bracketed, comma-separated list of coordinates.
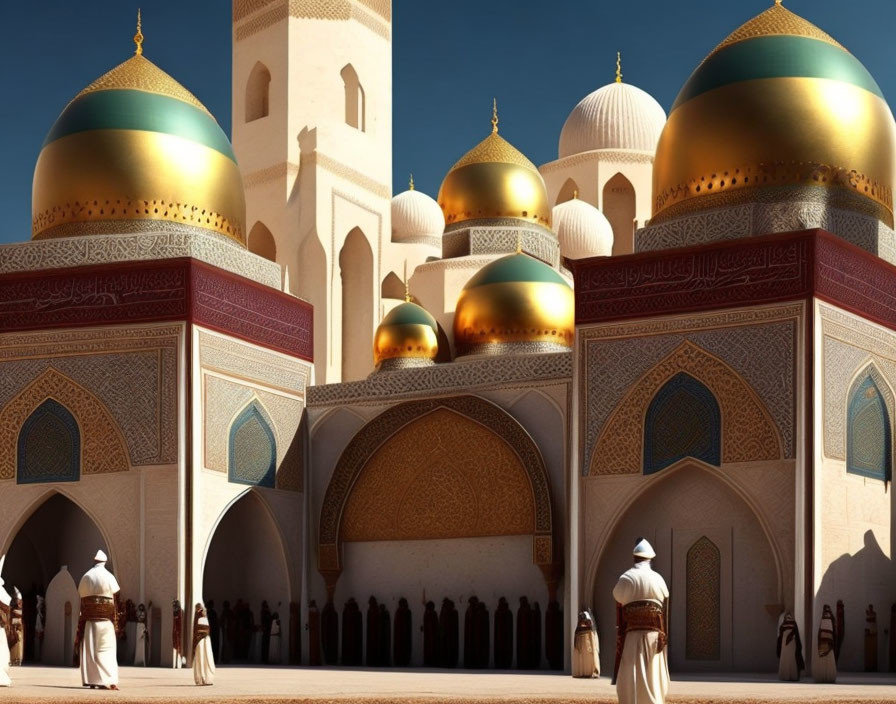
[248, 222, 277, 262]
[202, 490, 290, 664]
[340, 64, 365, 131]
[2, 492, 110, 663]
[602, 172, 636, 256]
[245, 61, 271, 122]
[339, 228, 374, 382]
[590, 464, 780, 674]
[556, 178, 579, 205]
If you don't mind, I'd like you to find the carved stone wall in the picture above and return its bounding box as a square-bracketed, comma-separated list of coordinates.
[590, 341, 782, 475]
[686, 536, 721, 662]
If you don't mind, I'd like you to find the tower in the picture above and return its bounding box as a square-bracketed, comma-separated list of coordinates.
[232, 0, 393, 383]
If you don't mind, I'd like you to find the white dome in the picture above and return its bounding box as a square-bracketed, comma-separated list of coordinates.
[558, 81, 666, 159]
[552, 198, 613, 259]
[391, 187, 444, 242]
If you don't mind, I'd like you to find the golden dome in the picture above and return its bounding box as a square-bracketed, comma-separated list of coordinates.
[373, 301, 440, 369]
[652, 2, 896, 227]
[438, 104, 550, 228]
[453, 253, 574, 356]
[32, 21, 246, 244]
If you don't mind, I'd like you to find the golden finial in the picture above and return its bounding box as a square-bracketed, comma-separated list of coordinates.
[573, 189, 579, 199]
[491, 98, 499, 134]
[404, 262, 411, 303]
[134, 8, 144, 55]
[409, 173, 415, 191]
[774, 0, 783, 5]
[615, 52, 622, 83]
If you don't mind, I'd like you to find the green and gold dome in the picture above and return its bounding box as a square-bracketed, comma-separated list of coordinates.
[453, 252, 574, 356]
[652, 1, 896, 227]
[438, 104, 551, 229]
[32, 18, 246, 243]
[373, 300, 440, 370]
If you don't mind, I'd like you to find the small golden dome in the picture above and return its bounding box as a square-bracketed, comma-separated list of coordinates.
[453, 253, 573, 356]
[438, 103, 550, 228]
[373, 302, 440, 369]
[652, 3, 896, 227]
[32, 19, 246, 243]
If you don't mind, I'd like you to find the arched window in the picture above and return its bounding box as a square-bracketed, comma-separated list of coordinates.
[602, 172, 636, 256]
[556, 178, 579, 205]
[229, 403, 277, 488]
[341, 64, 366, 132]
[248, 221, 277, 262]
[686, 536, 721, 661]
[245, 62, 271, 122]
[339, 227, 374, 381]
[17, 399, 80, 484]
[847, 373, 892, 481]
[644, 373, 721, 474]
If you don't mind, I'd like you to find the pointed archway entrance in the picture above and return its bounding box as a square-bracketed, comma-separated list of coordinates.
[202, 490, 291, 665]
[2, 492, 110, 664]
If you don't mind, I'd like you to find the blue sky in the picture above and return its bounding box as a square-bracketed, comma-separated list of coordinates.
[1, 0, 894, 243]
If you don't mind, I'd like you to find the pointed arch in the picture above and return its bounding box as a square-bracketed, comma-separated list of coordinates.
[556, 178, 579, 205]
[0, 368, 128, 480]
[246, 61, 271, 122]
[318, 395, 554, 589]
[341, 64, 366, 131]
[603, 172, 636, 255]
[380, 271, 406, 300]
[339, 227, 374, 381]
[644, 373, 721, 474]
[17, 399, 80, 484]
[590, 341, 781, 475]
[248, 221, 277, 262]
[846, 364, 892, 481]
[228, 401, 277, 488]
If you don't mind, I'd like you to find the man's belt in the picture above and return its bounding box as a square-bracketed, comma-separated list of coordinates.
[623, 600, 666, 634]
[193, 623, 210, 652]
[80, 596, 116, 622]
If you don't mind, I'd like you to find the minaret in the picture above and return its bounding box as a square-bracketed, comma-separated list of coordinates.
[232, 0, 392, 383]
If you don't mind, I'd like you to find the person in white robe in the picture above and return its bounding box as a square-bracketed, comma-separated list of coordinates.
[268, 612, 282, 665]
[192, 603, 215, 686]
[572, 609, 600, 677]
[776, 612, 804, 681]
[612, 538, 669, 704]
[8, 588, 23, 666]
[0, 577, 12, 686]
[77, 550, 120, 690]
[814, 604, 837, 683]
[134, 603, 149, 667]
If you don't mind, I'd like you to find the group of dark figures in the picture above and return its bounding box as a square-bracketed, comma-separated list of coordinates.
[311, 595, 564, 670]
[204, 599, 287, 664]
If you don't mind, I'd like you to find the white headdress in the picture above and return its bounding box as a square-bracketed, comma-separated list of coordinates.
[94, 549, 108, 563]
[633, 538, 656, 559]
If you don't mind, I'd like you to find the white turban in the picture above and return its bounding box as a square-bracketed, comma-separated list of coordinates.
[94, 549, 108, 563]
[633, 538, 656, 559]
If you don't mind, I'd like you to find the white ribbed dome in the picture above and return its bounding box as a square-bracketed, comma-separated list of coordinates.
[559, 82, 666, 159]
[552, 198, 613, 259]
[391, 188, 444, 242]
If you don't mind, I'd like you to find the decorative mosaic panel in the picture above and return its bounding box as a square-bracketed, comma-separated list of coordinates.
[17, 399, 80, 484]
[847, 375, 891, 481]
[686, 536, 721, 661]
[228, 403, 277, 488]
[0, 368, 129, 479]
[590, 341, 782, 475]
[644, 373, 721, 475]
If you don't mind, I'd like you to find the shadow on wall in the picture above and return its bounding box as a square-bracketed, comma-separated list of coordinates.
[816, 529, 896, 672]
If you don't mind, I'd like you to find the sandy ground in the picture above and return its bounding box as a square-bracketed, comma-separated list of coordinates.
[2, 665, 895, 704]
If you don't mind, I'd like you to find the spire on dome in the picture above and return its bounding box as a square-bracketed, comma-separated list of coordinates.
[491, 98, 499, 134]
[134, 9, 144, 56]
[409, 173, 415, 191]
[615, 51, 622, 83]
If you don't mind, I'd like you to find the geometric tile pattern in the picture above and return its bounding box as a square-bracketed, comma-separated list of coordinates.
[686, 536, 721, 661]
[228, 402, 276, 488]
[0, 367, 129, 479]
[846, 374, 891, 481]
[581, 306, 799, 470]
[644, 373, 721, 474]
[17, 398, 80, 484]
[590, 341, 782, 475]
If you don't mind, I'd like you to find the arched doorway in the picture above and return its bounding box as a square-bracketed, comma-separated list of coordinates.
[2, 492, 110, 664]
[591, 464, 780, 674]
[339, 228, 374, 382]
[202, 490, 290, 664]
[248, 222, 277, 262]
[556, 178, 579, 205]
[602, 172, 636, 256]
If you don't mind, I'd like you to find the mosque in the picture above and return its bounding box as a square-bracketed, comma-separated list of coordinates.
[0, 0, 893, 677]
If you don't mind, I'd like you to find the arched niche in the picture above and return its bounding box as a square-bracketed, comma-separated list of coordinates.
[318, 396, 556, 595]
[339, 228, 374, 381]
[602, 172, 636, 256]
[340, 64, 366, 131]
[248, 221, 277, 262]
[228, 402, 277, 489]
[17, 399, 80, 484]
[846, 366, 892, 481]
[202, 490, 291, 663]
[556, 178, 579, 205]
[246, 61, 271, 122]
[380, 271, 406, 300]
